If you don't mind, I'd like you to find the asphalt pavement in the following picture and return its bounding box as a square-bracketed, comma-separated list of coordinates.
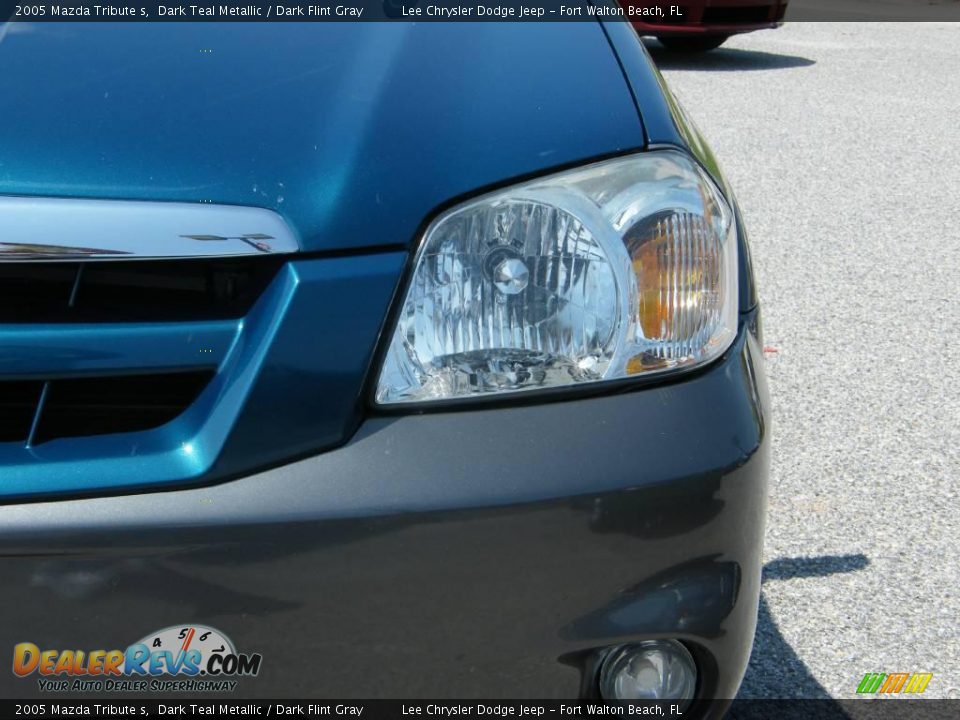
[650, 22, 960, 700]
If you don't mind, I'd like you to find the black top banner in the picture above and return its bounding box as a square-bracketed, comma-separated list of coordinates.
[3, 699, 960, 719]
[1, 0, 959, 22]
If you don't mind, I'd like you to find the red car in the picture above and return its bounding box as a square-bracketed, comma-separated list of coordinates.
[624, 0, 789, 52]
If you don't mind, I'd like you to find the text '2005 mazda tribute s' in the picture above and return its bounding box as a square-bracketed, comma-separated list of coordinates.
[0, 18, 768, 714]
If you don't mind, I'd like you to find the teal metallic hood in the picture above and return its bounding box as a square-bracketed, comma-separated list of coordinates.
[0, 22, 644, 253]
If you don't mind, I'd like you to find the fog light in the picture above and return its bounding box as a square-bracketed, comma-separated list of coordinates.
[599, 641, 697, 706]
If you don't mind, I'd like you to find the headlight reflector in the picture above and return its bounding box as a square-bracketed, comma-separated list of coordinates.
[376, 151, 737, 405]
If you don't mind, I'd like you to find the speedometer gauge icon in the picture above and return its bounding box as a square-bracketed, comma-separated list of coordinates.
[131, 624, 236, 675]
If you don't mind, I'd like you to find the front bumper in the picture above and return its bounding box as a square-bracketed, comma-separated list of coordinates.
[0, 317, 769, 709]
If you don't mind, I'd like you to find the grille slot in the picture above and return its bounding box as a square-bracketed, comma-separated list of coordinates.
[0, 381, 44, 443]
[0, 371, 213, 446]
[0, 257, 283, 323]
[0, 264, 78, 320]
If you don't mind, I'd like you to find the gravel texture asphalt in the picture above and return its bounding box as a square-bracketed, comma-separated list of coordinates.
[650, 22, 959, 700]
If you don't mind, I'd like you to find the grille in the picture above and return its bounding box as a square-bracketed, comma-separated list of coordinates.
[0, 256, 281, 446]
[702, 5, 775, 24]
[0, 257, 283, 323]
[0, 371, 214, 446]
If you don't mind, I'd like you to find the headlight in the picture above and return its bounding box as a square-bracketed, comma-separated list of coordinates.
[376, 150, 737, 405]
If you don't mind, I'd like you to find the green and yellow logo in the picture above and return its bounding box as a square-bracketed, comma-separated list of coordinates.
[857, 672, 933, 695]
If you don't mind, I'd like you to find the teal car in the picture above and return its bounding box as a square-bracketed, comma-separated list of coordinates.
[0, 19, 768, 712]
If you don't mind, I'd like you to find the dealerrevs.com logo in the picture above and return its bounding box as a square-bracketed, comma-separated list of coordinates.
[12, 625, 262, 693]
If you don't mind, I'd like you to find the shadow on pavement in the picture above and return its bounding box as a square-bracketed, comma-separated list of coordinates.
[737, 554, 869, 705]
[644, 41, 817, 72]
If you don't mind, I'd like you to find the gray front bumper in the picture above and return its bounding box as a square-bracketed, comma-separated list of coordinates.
[0, 320, 769, 710]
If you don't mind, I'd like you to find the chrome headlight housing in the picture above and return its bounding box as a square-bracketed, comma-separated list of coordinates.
[376, 151, 738, 405]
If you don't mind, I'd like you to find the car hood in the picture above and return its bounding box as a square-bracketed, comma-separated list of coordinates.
[0, 22, 644, 253]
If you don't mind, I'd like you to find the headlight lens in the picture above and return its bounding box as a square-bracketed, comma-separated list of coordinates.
[376, 151, 737, 405]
